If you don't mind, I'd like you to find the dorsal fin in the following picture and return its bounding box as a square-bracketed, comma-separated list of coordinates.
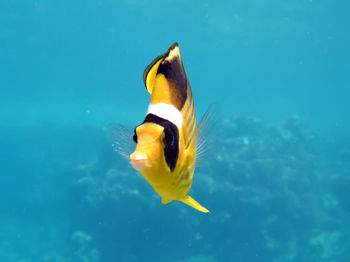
[144, 43, 196, 148]
[143, 55, 162, 94]
[153, 43, 188, 109]
[144, 43, 189, 110]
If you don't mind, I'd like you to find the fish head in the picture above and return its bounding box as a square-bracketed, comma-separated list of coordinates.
[130, 122, 165, 172]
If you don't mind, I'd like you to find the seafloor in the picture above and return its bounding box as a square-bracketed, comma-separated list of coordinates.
[1, 115, 349, 262]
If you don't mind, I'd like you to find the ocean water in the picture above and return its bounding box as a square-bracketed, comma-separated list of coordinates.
[1, 0, 349, 261]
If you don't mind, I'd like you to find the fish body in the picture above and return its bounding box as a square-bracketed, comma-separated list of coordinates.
[114, 43, 210, 213]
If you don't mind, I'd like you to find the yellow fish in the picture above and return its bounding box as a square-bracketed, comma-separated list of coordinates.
[110, 43, 213, 213]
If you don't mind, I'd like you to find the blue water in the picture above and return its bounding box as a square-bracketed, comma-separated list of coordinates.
[1, 1, 349, 261]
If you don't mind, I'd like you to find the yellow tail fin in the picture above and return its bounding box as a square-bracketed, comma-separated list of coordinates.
[180, 195, 209, 213]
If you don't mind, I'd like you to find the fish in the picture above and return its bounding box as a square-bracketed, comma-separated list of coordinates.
[109, 43, 214, 213]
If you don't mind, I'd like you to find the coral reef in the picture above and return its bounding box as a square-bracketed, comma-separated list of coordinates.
[70, 115, 349, 262]
[1, 116, 349, 261]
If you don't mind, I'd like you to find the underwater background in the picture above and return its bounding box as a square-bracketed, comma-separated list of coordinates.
[1, 0, 349, 261]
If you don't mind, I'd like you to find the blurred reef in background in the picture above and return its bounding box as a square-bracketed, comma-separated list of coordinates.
[0, 115, 349, 262]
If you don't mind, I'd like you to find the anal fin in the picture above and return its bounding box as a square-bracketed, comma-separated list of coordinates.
[162, 198, 172, 205]
[180, 195, 209, 213]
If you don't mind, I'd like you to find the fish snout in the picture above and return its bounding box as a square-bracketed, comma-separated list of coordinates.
[130, 152, 151, 171]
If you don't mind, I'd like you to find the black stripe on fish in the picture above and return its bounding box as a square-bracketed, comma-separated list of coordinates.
[142, 113, 179, 171]
[157, 48, 188, 109]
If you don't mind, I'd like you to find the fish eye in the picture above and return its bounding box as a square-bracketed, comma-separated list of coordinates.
[161, 125, 179, 172]
[163, 129, 175, 146]
[133, 129, 137, 143]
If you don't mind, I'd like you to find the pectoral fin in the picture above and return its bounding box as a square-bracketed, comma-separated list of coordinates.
[180, 195, 209, 213]
[107, 123, 135, 160]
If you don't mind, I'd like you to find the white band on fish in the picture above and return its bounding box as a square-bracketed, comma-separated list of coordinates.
[147, 102, 183, 128]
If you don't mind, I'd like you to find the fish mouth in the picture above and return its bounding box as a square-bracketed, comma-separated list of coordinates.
[130, 153, 151, 171]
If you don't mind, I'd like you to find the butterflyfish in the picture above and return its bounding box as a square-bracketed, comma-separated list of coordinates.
[109, 43, 213, 213]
